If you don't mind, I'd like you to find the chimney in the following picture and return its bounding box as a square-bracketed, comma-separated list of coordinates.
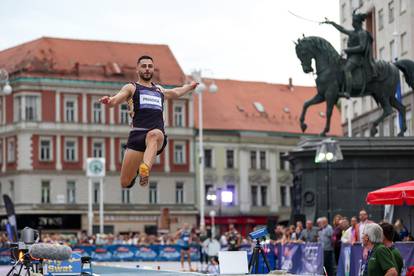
[288, 77, 294, 91]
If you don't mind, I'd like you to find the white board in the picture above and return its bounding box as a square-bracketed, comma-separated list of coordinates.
[218, 251, 248, 274]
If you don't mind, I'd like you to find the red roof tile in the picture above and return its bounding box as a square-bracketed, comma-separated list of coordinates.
[193, 79, 343, 136]
[0, 37, 185, 85]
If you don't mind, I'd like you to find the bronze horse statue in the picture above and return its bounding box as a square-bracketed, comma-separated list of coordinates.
[295, 36, 414, 137]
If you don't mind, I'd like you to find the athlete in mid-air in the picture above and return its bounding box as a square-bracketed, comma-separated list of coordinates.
[100, 55, 198, 188]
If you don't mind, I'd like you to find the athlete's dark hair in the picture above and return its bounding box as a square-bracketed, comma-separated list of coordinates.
[137, 55, 153, 64]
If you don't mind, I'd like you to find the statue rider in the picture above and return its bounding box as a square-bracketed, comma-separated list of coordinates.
[323, 10, 377, 98]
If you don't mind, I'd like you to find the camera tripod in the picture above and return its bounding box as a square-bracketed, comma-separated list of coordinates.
[248, 238, 271, 274]
[6, 250, 42, 276]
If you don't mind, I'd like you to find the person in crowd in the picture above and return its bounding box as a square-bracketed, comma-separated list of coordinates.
[358, 209, 373, 242]
[332, 214, 344, 264]
[273, 225, 285, 242]
[226, 224, 241, 251]
[380, 222, 403, 275]
[361, 223, 398, 276]
[300, 220, 318, 242]
[292, 221, 304, 241]
[202, 230, 220, 273]
[318, 217, 334, 276]
[394, 219, 409, 241]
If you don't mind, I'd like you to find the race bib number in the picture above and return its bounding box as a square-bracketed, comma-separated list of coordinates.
[140, 90, 162, 110]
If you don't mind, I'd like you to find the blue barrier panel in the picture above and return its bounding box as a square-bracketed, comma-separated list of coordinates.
[136, 245, 159, 261]
[110, 245, 137, 262]
[43, 252, 82, 275]
[300, 242, 324, 275]
[0, 247, 11, 265]
[337, 242, 414, 276]
[157, 245, 180, 261]
[91, 246, 113, 262]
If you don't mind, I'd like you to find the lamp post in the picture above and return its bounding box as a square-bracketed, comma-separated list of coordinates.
[206, 188, 217, 236]
[192, 70, 218, 231]
[314, 138, 343, 222]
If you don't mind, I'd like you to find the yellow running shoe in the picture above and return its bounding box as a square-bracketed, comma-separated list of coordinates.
[139, 163, 150, 187]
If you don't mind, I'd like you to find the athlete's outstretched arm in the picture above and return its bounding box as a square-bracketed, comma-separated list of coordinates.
[99, 83, 135, 107]
[163, 81, 198, 99]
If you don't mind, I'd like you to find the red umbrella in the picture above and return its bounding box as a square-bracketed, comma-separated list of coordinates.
[366, 180, 414, 205]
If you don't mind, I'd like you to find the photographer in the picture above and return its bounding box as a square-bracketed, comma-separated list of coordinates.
[226, 224, 241, 251]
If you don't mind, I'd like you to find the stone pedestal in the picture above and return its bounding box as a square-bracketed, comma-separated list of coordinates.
[287, 137, 414, 224]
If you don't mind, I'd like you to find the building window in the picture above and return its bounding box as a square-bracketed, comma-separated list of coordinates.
[279, 152, 285, 170]
[25, 95, 40, 121]
[64, 98, 77, 122]
[122, 188, 130, 204]
[388, 0, 395, 23]
[67, 181, 76, 204]
[7, 139, 15, 163]
[92, 101, 103, 123]
[39, 137, 52, 161]
[120, 141, 127, 162]
[204, 149, 212, 168]
[281, 186, 287, 207]
[93, 182, 100, 204]
[9, 180, 14, 201]
[176, 182, 184, 204]
[259, 151, 266, 170]
[174, 143, 185, 164]
[260, 186, 267, 206]
[149, 182, 157, 204]
[120, 103, 129, 124]
[173, 104, 184, 127]
[64, 139, 77, 162]
[250, 151, 257, 169]
[401, 32, 408, 55]
[93, 141, 104, 158]
[251, 186, 258, 206]
[378, 9, 384, 30]
[14, 94, 40, 122]
[41, 181, 51, 204]
[226, 150, 234, 169]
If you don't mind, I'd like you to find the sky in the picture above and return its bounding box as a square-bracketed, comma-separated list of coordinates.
[0, 0, 340, 86]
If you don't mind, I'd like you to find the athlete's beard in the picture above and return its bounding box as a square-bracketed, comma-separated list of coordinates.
[140, 72, 153, 82]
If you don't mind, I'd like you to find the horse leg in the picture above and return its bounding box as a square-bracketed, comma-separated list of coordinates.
[300, 94, 324, 132]
[370, 99, 393, 137]
[320, 92, 337, 137]
[389, 96, 407, 136]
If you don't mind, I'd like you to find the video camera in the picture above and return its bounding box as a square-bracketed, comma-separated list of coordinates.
[248, 227, 268, 240]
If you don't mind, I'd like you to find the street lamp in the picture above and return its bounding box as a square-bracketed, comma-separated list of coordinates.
[209, 210, 216, 238]
[0, 69, 12, 95]
[191, 69, 218, 231]
[314, 138, 343, 222]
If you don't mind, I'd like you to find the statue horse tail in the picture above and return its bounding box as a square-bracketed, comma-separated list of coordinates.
[394, 59, 414, 89]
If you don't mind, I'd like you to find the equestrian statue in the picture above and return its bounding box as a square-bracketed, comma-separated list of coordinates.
[295, 10, 414, 137]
